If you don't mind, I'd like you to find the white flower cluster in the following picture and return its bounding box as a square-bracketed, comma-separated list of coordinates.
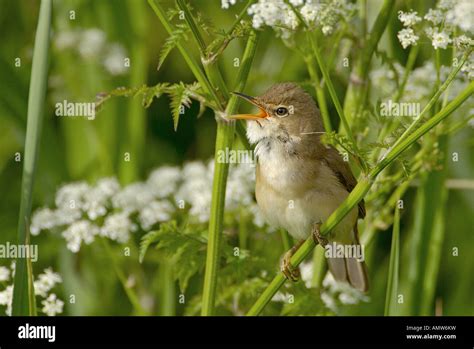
[397, 1, 474, 51]
[371, 60, 472, 102]
[224, 0, 354, 37]
[54, 28, 128, 76]
[397, 28, 419, 49]
[320, 273, 369, 313]
[31, 160, 265, 253]
[221, 0, 237, 9]
[0, 264, 64, 316]
[247, 0, 299, 38]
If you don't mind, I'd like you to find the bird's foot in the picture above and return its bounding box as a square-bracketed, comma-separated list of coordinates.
[280, 240, 304, 282]
[312, 222, 328, 247]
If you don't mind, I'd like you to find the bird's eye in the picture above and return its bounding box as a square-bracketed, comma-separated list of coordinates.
[275, 106, 289, 117]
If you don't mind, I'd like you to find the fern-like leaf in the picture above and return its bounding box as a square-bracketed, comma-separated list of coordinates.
[157, 26, 189, 71]
[139, 221, 207, 292]
[167, 82, 200, 130]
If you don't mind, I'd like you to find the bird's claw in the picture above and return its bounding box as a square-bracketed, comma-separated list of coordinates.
[312, 222, 328, 247]
[280, 251, 300, 282]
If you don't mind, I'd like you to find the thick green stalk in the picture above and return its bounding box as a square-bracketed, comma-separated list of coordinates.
[12, 0, 52, 316]
[305, 55, 332, 132]
[201, 31, 259, 316]
[177, 0, 229, 102]
[158, 262, 176, 316]
[310, 246, 326, 289]
[247, 81, 473, 316]
[119, 0, 149, 184]
[384, 203, 400, 316]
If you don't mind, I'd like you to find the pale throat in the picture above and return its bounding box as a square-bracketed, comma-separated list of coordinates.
[247, 120, 303, 191]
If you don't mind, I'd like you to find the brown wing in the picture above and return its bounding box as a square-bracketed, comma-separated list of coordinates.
[323, 147, 366, 219]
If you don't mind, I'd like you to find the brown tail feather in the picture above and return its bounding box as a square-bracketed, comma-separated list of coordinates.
[325, 242, 369, 292]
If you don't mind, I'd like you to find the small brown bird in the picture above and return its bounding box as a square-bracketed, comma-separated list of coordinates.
[229, 82, 368, 292]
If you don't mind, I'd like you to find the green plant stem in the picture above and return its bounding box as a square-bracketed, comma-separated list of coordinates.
[148, 0, 223, 109]
[158, 262, 176, 316]
[384, 50, 471, 157]
[101, 239, 147, 315]
[310, 246, 326, 289]
[280, 230, 292, 252]
[206, 0, 255, 62]
[176, 0, 229, 102]
[247, 81, 473, 316]
[377, 45, 420, 142]
[287, 2, 355, 147]
[384, 202, 400, 316]
[305, 55, 332, 132]
[394, 45, 420, 102]
[201, 31, 259, 316]
[120, 0, 149, 184]
[238, 208, 249, 250]
[150, 0, 250, 147]
[343, 0, 395, 123]
[307, 33, 356, 147]
[12, 0, 52, 316]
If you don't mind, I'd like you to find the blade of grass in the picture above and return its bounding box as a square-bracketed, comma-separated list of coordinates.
[384, 201, 400, 316]
[247, 81, 473, 316]
[12, 0, 52, 316]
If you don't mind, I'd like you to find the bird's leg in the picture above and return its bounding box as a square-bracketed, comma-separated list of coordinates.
[280, 239, 305, 282]
[312, 222, 328, 247]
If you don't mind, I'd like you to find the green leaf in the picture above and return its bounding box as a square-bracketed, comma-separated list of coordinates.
[167, 82, 200, 130]
[157, 26, 189, 71]
[12, 0, 52, 316]
[140, 221, 207, 292]
[141, 83, 169, 108]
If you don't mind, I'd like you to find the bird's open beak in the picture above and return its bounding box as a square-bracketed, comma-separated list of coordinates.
[227, 92, 268, 120]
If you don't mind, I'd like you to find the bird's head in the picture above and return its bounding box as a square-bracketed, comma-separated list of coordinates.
[228, 82, 324, 145]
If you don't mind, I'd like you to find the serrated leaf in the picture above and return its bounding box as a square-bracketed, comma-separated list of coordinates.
[157, 27, 189, 71]
[167, 82, 200, 130]
[140, 220, 184, 262]
[139, 221, 207, 292]
[141, 83, 169, 108]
